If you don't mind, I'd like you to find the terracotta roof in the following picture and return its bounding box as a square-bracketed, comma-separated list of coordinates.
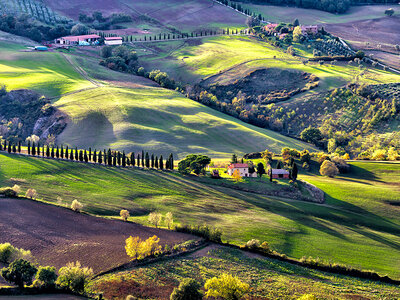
[270, 169, 289, 175]
[228, 163, 249, 169]
[105, 37, 123, 40]
[59, 34, 100, 42]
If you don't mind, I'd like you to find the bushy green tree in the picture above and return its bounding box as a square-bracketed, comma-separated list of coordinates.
[178, 154, 211, 175]
[34, 266, 57, 288]
[170, 278, 202, 300]
[1, 259, 37, 288]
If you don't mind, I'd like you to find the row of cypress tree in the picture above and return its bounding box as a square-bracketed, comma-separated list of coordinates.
[0, 140, 174, 170]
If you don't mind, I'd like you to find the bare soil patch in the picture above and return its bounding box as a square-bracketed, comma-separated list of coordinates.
[0, 198, 196, 274]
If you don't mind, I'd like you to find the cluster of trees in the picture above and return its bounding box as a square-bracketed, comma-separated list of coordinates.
[148, 212, 174, 229]
[78, 11, 132, 30]
[178, 154, 211, 175]
[0, 14, 71, 41]
[125, 235, 162, 260]
[218, 0, 264, 20]
[0, 139, 175, 170]
[0, 243, 92, 294]
[100, 45, 139, 73]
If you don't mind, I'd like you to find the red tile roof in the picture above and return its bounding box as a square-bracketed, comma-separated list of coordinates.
[228, 163, 249, 169]
[59, 34, 100, 42]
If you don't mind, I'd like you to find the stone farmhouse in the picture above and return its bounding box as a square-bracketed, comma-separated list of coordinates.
[227, 163, 257, 178]
[268, 168, 290, 179]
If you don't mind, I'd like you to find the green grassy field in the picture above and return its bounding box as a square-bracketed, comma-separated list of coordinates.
[89, 247, 400, 300]
[1, 153, 399, 278]
[139, 36, 400, 91]
[0, 42, 93, 97]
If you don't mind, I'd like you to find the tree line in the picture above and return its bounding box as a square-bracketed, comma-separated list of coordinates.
[0, 140, 174, 170]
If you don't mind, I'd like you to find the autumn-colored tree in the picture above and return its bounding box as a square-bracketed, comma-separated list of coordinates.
[232, 169, 242, 182]
[319, 160, 339, 178]
[125, 236, 142, 260]
[205, 273, 250, 300]
[148, 212, 162, 228]
[120, 209, 130, 221]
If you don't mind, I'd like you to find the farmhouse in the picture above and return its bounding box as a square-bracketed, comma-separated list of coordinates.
[227, 163, 257, 178]
[268, 168, 290, 179]
[301, 25, 318, 35]
[55, 34, 101, 46]
[264, 23, 279, 33]
[105, 37, 123, 45]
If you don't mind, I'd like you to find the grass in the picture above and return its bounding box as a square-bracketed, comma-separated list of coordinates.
[140, 35, 400, 91]
[1, 153, 400, 278]
[89, 246, 400, 300]
[0, 42, 93, 97]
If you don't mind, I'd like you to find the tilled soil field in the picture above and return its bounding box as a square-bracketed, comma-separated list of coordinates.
[0, 198, 196, 274]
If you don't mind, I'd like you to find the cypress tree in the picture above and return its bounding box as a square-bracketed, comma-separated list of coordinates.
[51, 146, 55, 158]
[75, 147, 78, 160]
[84, 150, 88, 163]
[12, 143, 16, 153]
[7, 141, 11, 153]
[61, 145, 64, 159]
[291, 163, 298, 181]
[131, 152, 135, 167]
[93, 149, 97, 163]
[145, 152, 150, 168]
[88, 147, 92, 161]
[69, 147, 74, 160]
[276, 161, 282, 169]
[0, 141, 2, 151]
[46, 145, 50, 157]
[141, 150, 144, 167]
[166, 159, 170, 170]
[155, 156, 159, 169]
[56, 146, 59, 158]
[65, 146, 69, 159]
[78, 150, 83, 161]
[137, 154, 141, 167]
[42, 145, 44, 157]
[98, 151, 103, 164]
[27, 141, 31, 155]
[151, 154, 154, 168]
[107, 149, 112, 166]
[3, 140, 6, 151]
[18, 141, 21, 153]
[117, 151, 121, 166]
[169, 153, 174, 170]
[103, 150, 107, 165]
[112, 152, 116, 166]
[37, 143, 40, 156]
[32, 142, 36, 156]
[159, 155, 164, 170]
[122, 152, 126, 167]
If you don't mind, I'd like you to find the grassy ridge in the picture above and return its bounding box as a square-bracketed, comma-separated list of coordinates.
[0, 42, 93, 97]
[1, 153, 399, 278]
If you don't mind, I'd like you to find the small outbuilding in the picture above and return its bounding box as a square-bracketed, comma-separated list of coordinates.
[227, 163, 257, 178]
[55, 34, 101, 46]
[268, 168, 290, 179]
[104, 37, 123, 45]
[34, 46, 48, 51]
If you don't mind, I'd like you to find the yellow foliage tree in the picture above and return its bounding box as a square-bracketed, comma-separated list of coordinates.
[232, 169, 242, 182]
[120, 209, 130, 221]
[319, 160, 339, 178]
[293, 26, 303, 42]
[125, 236, 142, 260]
[148, 212, 162, 228]
[205, 273, 250, 300]
[125, 235, 162, 260]
[165, 212, 173, 229]
[142, 235, 162, 256]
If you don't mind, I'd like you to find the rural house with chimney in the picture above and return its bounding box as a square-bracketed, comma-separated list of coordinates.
[227, 163, 257, 178]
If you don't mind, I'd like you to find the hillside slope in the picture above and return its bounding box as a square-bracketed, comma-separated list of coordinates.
[1, 153, 399, 278]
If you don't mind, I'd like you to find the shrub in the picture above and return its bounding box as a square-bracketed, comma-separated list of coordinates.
[205, 273, 250, 300]
[298, 294, 317, 300]
[245, 239, 261, 250]
[12, 184, 21, 196]
[125, 235, 162, 260]
[71, 200, 83, 212]
[120, 209, 130, 221]
[56, 261, 93, 294]
[0, 187, 17, 198]
[1, 259, 38, 288]
[33, 266, 57, 288]
[319, 160, 339, 177]
[170, 278, 202, 300]
[25, 188, 38, 199]
[0, 243, 32, 264]
[175, 224, 222, 243]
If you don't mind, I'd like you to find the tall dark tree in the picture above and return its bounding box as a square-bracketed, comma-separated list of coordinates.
[117, 151, 121, 166]
[37, 143, 40, 156]
[27, 141, 31, 155]
[231, 154, 238, 164]
[291, 163, 298, 181]
[112, 152, 116, 166]
[155, 156, 159, 169]
[51, 147, 55, 158]
[145, 152, 150, 168]
[98, 151, 103, 164]
[169, 153, 174, 170]
[32, 142, 36, 156]
[75, 147, 79, 160]
[159, 155, 164, 170]
[18, 141, 21, 153]
[84, 150, 88, 163]
[88, 147, 92, 161]
[122, 152, 126, 167]
[46, 145, 50, 158]
[151, 154, 155, 168]
[7, 141, 11, 153]
[12, 144, 16, 153]
[60, 145, 64, 159]
[104, 150, 107, 165]
[93, 149, 97, 163]
[65, 146, 69, 159]
[141, 150, 145, 167]
[131, 152, 135, 167]
[257, 162, 265, 178]
[137, 154, 141, 167]
[107, 149, 112, 166]
[79, 150, 83, 162]
[69, 147, 74, 160]
[56, 146, 59, 159]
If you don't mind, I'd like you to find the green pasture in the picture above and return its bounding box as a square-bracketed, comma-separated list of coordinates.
[1, 153, 399, 278]
[237, 4, 394, 25]
[54, 85, 315, 158]
[90, 247, 400, 299]
[0, 42, 93, 97]
[140, 36, 400, 90]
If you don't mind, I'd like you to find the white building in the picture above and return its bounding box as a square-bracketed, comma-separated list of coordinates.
[227, 163, 257, 178]
[104, 37, 123, 45]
